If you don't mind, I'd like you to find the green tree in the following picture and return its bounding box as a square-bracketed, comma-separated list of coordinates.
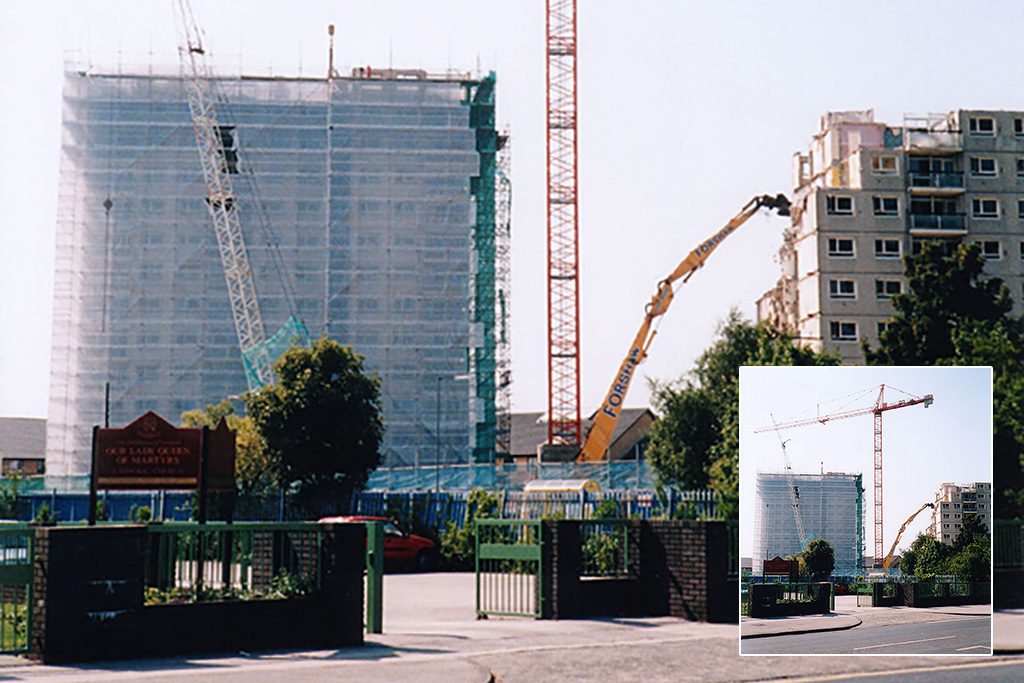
[952, 513, 989, 553]
[181, 399, 279, 495]
[905, 533, 949, 580]
[949, 536, 991, 583]
[864, 242, 1024, 518]
[246, 338, 383, 505]
[646, 312, 839, 517]
[801, 538, 835, 581]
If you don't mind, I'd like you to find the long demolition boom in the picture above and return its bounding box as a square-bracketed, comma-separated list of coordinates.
[578, 193, 791, 462]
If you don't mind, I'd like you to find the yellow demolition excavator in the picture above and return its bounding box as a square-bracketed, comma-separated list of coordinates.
[578, 193, 791, 462]
[882, 502, 935, 570]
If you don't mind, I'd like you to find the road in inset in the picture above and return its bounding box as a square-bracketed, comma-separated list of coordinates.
[742, 616, 991, 655]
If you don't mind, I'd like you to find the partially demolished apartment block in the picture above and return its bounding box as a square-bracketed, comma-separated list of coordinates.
[758, 109, 1024, 362]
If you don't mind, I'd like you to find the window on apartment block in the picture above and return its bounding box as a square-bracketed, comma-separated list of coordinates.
[875, 279, 902, 300]
[874, 238, 901, 258]
[979, 240, 1001, 260]
[1018, 200, 1024, 218]
[872, 196, 899, 216]
[1017, 159, 1024, 177]
[826, 195, 854, 216]
[968, 116, 996, 136]
[877, 321, 891, 337]
[972, 198, 999, 218]
[1016, 118, 1024, 136]
[912, 239, 960, 257]
[1020, 240, 1024, 259]
[970, 157, 997, 177]
[828, 279, 856, 299]
[829, 320, 858, 341]
[872, 155, 898, 174]
[827, 237, 855, 258]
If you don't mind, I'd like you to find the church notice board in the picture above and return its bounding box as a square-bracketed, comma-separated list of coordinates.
[93, 411, 235, 490]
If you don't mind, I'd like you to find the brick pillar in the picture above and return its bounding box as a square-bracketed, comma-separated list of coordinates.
[30, 525, 146, 663]
[541, 520, 581, 619]
[703, 521, 737, 623]
[318, 522, 365, 646]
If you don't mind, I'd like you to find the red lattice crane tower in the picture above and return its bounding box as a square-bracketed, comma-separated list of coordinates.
[545, 0, 581, 445]
[753, 384, 933, 567]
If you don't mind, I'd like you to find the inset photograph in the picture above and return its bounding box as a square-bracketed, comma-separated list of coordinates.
[738, 366, 993, 655]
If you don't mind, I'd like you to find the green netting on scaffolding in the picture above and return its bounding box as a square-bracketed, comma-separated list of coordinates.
[241, 315, 311, 389]
[469, 72, 498, 463]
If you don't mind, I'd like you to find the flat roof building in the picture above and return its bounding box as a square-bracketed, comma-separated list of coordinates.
[759, 109, 1024, 362]
[46, 65, 510, 475]
[929, 481, 992, 544]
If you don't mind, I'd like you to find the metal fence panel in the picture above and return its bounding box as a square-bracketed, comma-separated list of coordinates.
[0, 527, 33, 654]
[145, 522, 324, 601]
[995, 520, 1023, 569]
[580, 520, 631, 577]
[475, 520, 542, 618]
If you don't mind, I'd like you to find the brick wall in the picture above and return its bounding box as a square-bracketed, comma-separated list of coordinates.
[541, 520, 737, 623]
[30, 522, 365, 664]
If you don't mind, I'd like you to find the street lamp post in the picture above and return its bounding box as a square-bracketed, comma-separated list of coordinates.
[435, 373, 472, 493]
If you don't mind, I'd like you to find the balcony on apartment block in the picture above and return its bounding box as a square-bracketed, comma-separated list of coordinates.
[908, 212, 968, 236]
[907, 171, 965, 195]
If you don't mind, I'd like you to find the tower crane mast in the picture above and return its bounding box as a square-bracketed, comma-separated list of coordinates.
[754, 384, 933, 567]
[174, 0, 272, 389]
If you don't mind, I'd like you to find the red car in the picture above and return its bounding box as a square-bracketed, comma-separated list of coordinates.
[319, 515, 438, 571]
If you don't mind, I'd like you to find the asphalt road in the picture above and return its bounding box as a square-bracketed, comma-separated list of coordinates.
[769, 659, 1024, 683]
[742, 616, 992, 655]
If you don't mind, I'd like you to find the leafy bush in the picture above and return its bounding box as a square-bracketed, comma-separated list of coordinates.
[439, 488, 499, 570]
[130, 505, 153, 523]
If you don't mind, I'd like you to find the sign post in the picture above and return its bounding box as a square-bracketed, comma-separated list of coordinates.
[88, 411, 235, 527]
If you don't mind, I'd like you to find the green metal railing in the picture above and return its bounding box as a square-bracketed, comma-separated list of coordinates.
[726, 521, 739, 578]
[0, 526, 33, 654]
[145, 522, 324, 601]
[475, 519, 542, 618]
[995, 520, 1023, 568]
[365, 521, 383, 634]
[580, 520, 630, 577]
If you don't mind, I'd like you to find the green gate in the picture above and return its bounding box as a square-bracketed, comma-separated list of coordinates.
[0, 526, 33, 654]
[475, 519, 542, 618]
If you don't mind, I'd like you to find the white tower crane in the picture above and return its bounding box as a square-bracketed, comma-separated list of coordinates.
[174, 0, 273, 389]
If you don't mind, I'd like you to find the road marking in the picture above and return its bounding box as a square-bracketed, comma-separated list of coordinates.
[753, 658, 1024, 683]
[852, 635, 955, 651]
[956, 645, 991, 651]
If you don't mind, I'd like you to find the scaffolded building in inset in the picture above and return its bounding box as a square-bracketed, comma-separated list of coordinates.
[46, 64, 511, 476]
[752, 471, 864, 573]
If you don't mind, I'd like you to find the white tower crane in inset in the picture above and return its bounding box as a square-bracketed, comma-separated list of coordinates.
[174, 0, 273, 388]
[769, 413, 813, 552]
[754, 384, 933, 567]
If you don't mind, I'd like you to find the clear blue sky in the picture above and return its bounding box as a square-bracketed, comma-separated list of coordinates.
[2, 1, 1023, 418]
[738, 366, 993, 558]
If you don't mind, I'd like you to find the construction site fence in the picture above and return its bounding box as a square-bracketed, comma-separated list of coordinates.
[363, 460, 658, 491]
[5, 460, 657, 495]
[0, 487, 721, 527]
[350, 488, 723, 528]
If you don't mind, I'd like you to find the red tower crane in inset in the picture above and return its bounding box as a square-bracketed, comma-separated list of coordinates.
[545, 0, 581, 446]
[753, 384, 933, 567]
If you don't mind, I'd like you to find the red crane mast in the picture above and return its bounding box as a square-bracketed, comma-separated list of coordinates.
[753, 384, 934, 567]
[545, 0, 581, 446]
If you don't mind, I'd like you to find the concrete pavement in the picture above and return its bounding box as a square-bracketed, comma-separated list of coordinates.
[1, 574, 1024, 682]
[995, 609, 1024, 653]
